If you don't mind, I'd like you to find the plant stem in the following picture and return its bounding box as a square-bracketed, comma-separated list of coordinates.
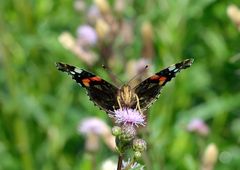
[117, 154, 123, 170]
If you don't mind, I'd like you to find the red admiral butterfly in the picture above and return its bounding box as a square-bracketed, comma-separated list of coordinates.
[56, 59, 193, 114]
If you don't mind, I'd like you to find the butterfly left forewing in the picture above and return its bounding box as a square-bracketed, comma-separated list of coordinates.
[133, 59, 194, 111]
[56, 62, 120, 113]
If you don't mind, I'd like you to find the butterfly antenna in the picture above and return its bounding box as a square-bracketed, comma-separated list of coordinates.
[127, 65, 149, 85]
[102, 64, 124, 86]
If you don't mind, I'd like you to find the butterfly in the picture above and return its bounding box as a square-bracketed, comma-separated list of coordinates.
[56, 59, 194, 114]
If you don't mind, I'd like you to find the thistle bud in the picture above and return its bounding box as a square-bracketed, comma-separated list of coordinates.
[94, 0, 110, 14]
[112, 126, 122, 136]
[133, 138, 147, 152]
[141, 21, 153, 43]
[58, 32, 75, 50]
[201, 143, 218, 170]
[114, 0, 126, 14]
[119, 124, 136, 142]
[95, 19, 110, 40]
[141, 21, 154, 59]
[134, 151, 142, 159]
[227, 4, 240, 31]
[74, 0, 86, 12]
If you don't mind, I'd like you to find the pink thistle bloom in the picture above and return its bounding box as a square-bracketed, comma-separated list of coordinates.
[78, 117, 116, 151]
[77, 25, 98, 46]
[187, 118, 209, 136]
[78, 117, 109, 135]
[110, 108, 146, 127]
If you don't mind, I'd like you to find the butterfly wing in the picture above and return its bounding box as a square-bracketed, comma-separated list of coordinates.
[133, 59, 194, 111]
[56, 62, 119, 114]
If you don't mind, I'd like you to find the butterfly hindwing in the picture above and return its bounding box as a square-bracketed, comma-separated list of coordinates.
[56, 62, 119, 113]
[133, 59, 194, 111]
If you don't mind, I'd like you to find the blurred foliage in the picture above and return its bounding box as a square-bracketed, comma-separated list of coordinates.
[0, 0, 240, 170]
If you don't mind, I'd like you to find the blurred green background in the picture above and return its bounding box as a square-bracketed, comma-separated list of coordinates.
[1, 0, 240, 170]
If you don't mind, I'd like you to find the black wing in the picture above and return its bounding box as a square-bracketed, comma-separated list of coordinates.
[56, 62, 119, 114]
[133, 59, 194, 111]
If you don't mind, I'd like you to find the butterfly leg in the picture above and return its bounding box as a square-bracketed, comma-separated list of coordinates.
[134, 94, 143, 114]
[117, 96, 123, 110]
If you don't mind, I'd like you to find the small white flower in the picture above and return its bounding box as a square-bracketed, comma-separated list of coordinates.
[122, 159, 145, 170]
[101, 159, 117, 170]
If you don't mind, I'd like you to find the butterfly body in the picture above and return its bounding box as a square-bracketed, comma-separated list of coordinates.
[56, 59, 193, 114]
[118, 85, 137, 108]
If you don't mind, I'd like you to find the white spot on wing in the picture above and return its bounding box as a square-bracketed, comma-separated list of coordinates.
[74, 68, 82, 74]
[173, 68, 179, 73]
[70, 71, 75, 75]
[168, 65, 176, 71]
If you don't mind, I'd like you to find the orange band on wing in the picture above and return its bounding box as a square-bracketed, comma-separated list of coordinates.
[150, 75, 160, 80]
[82, 78, 91, 87]
[90, 76, 102, 81]
[159, 76, 167, 85]
[150, 75, 167, 85]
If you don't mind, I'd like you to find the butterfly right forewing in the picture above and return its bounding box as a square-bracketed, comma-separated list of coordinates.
[133, 59, 194, 111]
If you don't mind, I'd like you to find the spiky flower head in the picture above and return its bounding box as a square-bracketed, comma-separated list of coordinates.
[119, 124, 136, 142]
[111, 108, 146, 127]
[133, 138, 147, 152]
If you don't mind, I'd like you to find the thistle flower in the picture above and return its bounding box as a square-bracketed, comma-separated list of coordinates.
[111, 108, 146, 127]
[79, 117, 109, 135]
[77, 25, 98, 46]
[78, 117, 116, 151]
[187, 118, 209, 136]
